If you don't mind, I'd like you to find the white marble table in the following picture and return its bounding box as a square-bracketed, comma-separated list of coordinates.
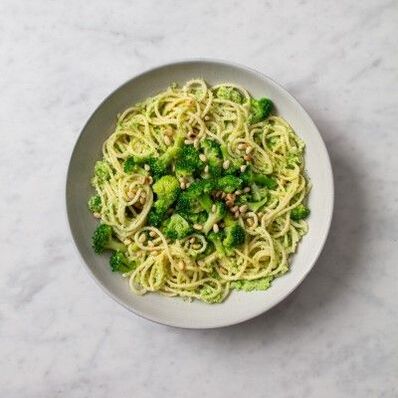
[1, 1, 397, 396]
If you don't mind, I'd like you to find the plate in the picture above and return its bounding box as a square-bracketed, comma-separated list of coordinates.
[66, 59, 334, 328]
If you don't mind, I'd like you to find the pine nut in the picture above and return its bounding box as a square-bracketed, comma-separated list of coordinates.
[184, 139, 191, 145]
[213, 223, 219, 233]
[149, 231, 157, 238]
[237, 143, 246, 150]
[223, 160, 230, 169]
[93, 212, 101, 218]
[180, 182, 186, 189]
[204, 165, 209, 173]
[240, 165, 247, 172]
[193, 224, 203, 230]
[235, 190, 241, 196]
[124, 238, 131, 245]
[140, 197, 146, 205]
[245, 146, 253, 154]
[239, 205, 248, 213]
[212, 204, 216, 213]
[199, 154, 207, 162]
[244, 187, 251, 193]
[164, 135, 171, 146]
[232, 206, 239, 212]
[144, 164, 150, 171]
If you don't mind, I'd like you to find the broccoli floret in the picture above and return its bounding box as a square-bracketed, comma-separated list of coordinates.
[175, 145, 203, 178]
[147, 131, 186, 180]
[146, 157, 168, 180]
[163, 214, 192, 240]
[202, 201, 227, 234]
[231, 276, 273, 291]
[186, 179, 215, 197]
[223, 216, 245, 254]
[110, 251, 136, 273]
[148, 175, 180, 226]
[123, 157, 136, 173]
[152, 175, 180, 211]
[217, 175, 243, 193]
[186, 211, 208, 225]
[249, 98, 273, 124]
[240, 166, 277, 189]
[250, 184, 268, 202]
[216, 86, 243, 104]
[201, 139, 223, 177]
[92, 224, 125, 254]
[147, 208, 165, 228]
[88, 195, 102, 213]
[94, 160, 111, 182]
[291, 204, 310, 221]
[208, 231, 226, 257]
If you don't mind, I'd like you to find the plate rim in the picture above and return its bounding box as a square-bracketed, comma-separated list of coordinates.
[66, 58, 334, 329]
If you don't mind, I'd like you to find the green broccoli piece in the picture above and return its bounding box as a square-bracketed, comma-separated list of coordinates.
[94, 160, 111, 182]
[249, 98, 273, 124]
[250, 184, 268, 202]
[186, 179, 215, 196]
[217, 175, 243, 193]
[146, 157, 167, 180]
[163, 214, 192, 240]
[223, 216, 245, 255]
[186, 211, 208, 225]
[240, 166, 277, 189]
[123, 157, 136, 173]
[202, 201, 227, 234]
[92, 224, 125, 254]
[109, 251, 136, 273]
[148, 175, 180, 226]
[152, 175, 180, 210]
[88, 195, 102, 213]
[175, 144, 203, 178]
[216, 86, 243, 104]
[201, 139, 223, 177]
[291, 204, 310, 221]
[147, 208, 166, 228]
[146, 131, 186, 180]
[231, 276, 273, 291]
[208, 231, 226, 257]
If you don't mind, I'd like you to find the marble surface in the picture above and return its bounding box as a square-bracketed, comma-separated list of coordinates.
[1, 0, 397, 396]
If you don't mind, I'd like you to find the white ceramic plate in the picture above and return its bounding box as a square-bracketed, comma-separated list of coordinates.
[66, 60, 334, 329]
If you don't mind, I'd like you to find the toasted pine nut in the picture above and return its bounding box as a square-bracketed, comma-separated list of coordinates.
[245, 146, 253, 154]
[149, 231, 157, 237]
[239, 205, 248, 213]
[164, 135, 171, 146]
